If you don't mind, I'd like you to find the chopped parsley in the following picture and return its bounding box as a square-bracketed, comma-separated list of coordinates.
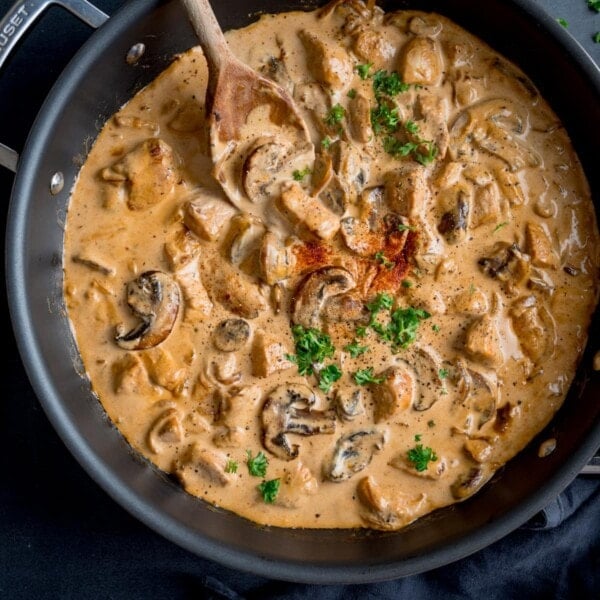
[246, 450, 268, 477]
[347, 88, 357, 99]
[438, 368, 449, 379]
[493, 221, 508, 232]
[427, 419, 436, 428]
[355, 325, 368, 337]
[374, 251, 395, 269]
[414, 434, 422, 442]
[432, 324, 441, 333]
[557, 17, 569, 28]
[383, 137, 438, 165]
[258, 478, 280, 503]
[344, 340, 370, 358]
[397, 223, 416, 232]
[372, 69, 410, 98]
[324, 103, 346, 128]
[366, 292, 394, 317]
[354, 367, 385, 385]
[386, 307, 431, 349]
[356, 62, 373, 79]
[405, 120, 420, 134]
[594, 32, 600, 43]
[321, 136, 332, 150]
[407, 438, 438, 472]
[292, 166, 311, 181]
[401, 279, 413, 288]
[371, 103, 400, 135]
[287, 325, 336, 376]
[588, 0, 600, 12]
[318, 364, 343, 393]
[225, 459, 238, 474]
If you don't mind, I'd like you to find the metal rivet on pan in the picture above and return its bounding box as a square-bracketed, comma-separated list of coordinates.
[126, 43, 146, 65]
[50, 171, 64, 195]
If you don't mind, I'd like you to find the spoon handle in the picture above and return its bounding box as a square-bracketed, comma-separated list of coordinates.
[181, 0, 230, 74]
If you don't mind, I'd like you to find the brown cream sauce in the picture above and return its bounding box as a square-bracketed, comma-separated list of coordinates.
[63, 1, 599, 530]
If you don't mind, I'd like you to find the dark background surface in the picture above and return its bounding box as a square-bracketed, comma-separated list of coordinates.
[1, 0, 599, 598]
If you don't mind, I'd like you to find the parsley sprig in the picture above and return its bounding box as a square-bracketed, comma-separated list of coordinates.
[246, 450, 268, 477]
[324, 103, 346, 128]
[354, 367, 385, 385]
[372, 69, 410, 98]
[258, 478, 281, 503]
[292, 166, 311, 181]
[589, 0, 600, 12]
[374, 251, 395, 269]
[318, 364, 342, 393]
[225, 459, 238, 474]
[344, 340, 370, 358]
[407, 435, 438, 472]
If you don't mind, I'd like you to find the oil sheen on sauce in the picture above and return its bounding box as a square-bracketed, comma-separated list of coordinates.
[63, 1, 600, 530]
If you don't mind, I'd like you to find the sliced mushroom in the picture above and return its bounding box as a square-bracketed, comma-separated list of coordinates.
[340, 187, 386, 257]
[478, 242, 530, 289]
[329, 141, 370, 206]
[408, 346, 445, 411]
[463, 438, 494, 463]
[294, 82, 332, 138]
[147, 408, 183, 454]
[372, 361, 417, 423]
[493, 402, 520, 434]
[291, 267, 356, 329]
[259, 52, 294, 94]
[176, 444, 231, 488]
[243, 140, 289, 204]
[115, 271, 180, 350]
[450, 466, 491, 500]
[298, 29, 353, 90]
[438, 189, 470, 244]
[277, 182, 340, 241]
[213, 318, 251, 352]
[449, 99, 540, 171]
[261, 384, 336, 460]
[408, 15, 443, 38]
[322, 292, 369, 324]
[325, 430, 385, 482]
[334, 388, 365, 421]
[399, 36, 443, 86]
[455, 361, 499, 429]
[357, 476, 427, 530]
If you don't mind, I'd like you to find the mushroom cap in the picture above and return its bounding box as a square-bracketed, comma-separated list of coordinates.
[115, 270, 180, 350]
[213, 318, 251, 352]
[291, 266, 356, 329]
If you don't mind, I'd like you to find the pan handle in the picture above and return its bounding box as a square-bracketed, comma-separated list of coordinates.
[0, 0, 109, 172]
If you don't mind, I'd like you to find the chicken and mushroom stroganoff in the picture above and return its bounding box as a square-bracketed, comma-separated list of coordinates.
[63, 0, 599, 530]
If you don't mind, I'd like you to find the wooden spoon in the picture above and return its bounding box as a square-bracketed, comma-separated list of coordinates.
[181, 0, 313, 210]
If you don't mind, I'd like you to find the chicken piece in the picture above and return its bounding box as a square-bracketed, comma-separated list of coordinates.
[176, 444, 231, 488]
[102, 138, 177, 210]
[164, 228, 202, 270]
[173, 259, 213, 320]
[471, 183, 502, 228]
[399, 37, 442, 86]
[384, 163, 429, 218]
[277, 182, 340, 241]
[203, 257, 268, 319]
[184, 192, 237, 241]
[294, 82, 332, 138]
[463, 438, 494, 463]
[330, 140, 370, 206]
[142, 347, 187, 395]
[348, 92, 373, 144]
[352, 27, 395, 67]
[452, 288, 489, 315]
[213, 385, 262, 449]
[111, 353, 154, 396]
[510, 296, 554, 363]
[252, 329, 294, 377]
[298, 30, 353, 90]
[259, 232, 297, 285]
[357, 476, 427, 531]
[276, 462, 319, 509]
[525, 222, 558, 269]
[464, 315, 503, 367]
[372, 362, 417, 423]
[415, 94, 449, 159]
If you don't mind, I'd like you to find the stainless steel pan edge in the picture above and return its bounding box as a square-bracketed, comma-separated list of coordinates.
[5, 0, 600, 584]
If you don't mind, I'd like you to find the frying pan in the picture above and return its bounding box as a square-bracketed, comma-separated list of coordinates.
[3, 0, 600, 584]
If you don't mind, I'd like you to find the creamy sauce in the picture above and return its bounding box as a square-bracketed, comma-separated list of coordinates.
[63, 1, 599, 530]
